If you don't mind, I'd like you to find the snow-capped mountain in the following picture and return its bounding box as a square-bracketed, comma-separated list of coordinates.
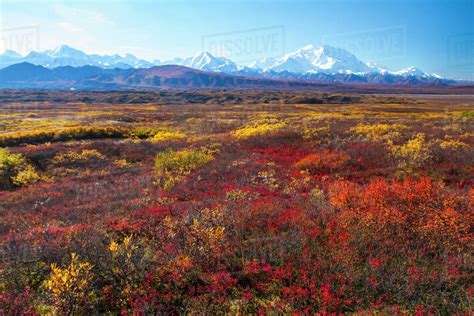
[253, 44, 372, 74]
[246, 45, 445, 80]
[0, 45, 154, 69]
[181, 51, 240, 73]
[48, 45, 88, 58]
[393, 66, 426, 77]
[248, 57, 277, 70]
[27, 45, 90, 68]
[0, 44, 450, 84]
[366, 62, 391, 74]
[0, 49, 23, 68]
[154, 51, 253, 73]
[1, 49, 22, 59]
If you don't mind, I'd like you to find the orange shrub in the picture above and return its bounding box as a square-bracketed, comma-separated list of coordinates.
[294, 150, 351, 172]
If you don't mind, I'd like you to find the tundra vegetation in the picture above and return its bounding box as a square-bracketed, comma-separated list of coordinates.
[0, 90, 472, 314]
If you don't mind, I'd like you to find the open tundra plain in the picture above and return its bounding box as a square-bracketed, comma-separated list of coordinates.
[0, 89, 473, 314]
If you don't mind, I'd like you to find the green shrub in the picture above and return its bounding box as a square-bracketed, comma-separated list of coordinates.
[129, 127, 162, 139]
[460, 111, 474, 118]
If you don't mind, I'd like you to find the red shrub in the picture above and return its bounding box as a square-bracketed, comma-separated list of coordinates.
[295, 150, 351, 172]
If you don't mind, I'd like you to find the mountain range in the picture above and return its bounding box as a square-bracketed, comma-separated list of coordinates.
[1, 44, 444, 78]
[0, 45, 154, 70]
[1, 61, 464, 92]
[0, 62, 336, 90]
[0, 44, 467, 89]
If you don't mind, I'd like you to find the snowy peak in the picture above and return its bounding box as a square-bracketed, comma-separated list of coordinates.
[183, 51, 214, 68]
[0, 49, 24, 68]
[256, 44, 371, 74]
[182, 51, 240, 73]
[49, 45, 86, 57]
[247, 44, 436, 78]
[1, 49, 22, 59]
[393, 66, 426, 77]
[1, 45, 153, 69]
[248, 57, 277, 70]
[366, 62, 391, 74]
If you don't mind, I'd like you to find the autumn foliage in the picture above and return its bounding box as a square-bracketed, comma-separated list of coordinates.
[0, 90, 473, 314]
[295, 150, 351, 172]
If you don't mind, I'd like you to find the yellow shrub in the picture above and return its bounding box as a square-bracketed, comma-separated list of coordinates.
[12, 164, 40, 186]
[351, 123, 408, 141]
[233, 118, 286, 140]
[303, 126, 330, 141]
[44, 253, 94, 314]
[0, 148, 40, 189]
[389, 133, 432, 169]
[108, 235, 138, 258]
[152, 130, 187, 142]
[130, 126, 162, 138]
[114, 159, 134, 168]
[154, 148, 214, 189]
[440, 139, 470, 151]
[0, 126, 129, 146]
[189, 208, 226, 254]
[54, 149, 105, 163]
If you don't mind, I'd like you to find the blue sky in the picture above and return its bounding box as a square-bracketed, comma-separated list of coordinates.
[1, 0, 473, 79]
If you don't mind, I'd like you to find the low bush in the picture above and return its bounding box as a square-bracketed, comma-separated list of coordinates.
[154, 148, 214, 189]
[389, 133, 432, 171]
[0, 148, 40, 189]
[0, 126, 129, 146]
[439, 139, 470, 151]
[233, 118, 287, 140]
[152, 130, 187, 142]
[43, 253, 95, 314]
[303, 126, 330, 143]
[294, 150, 351, 172]
[53, 149, 105, 164]
[351, 123, 408, 142]
[129, 127, 162, 139]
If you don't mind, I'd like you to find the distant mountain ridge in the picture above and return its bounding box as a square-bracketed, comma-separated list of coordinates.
[1, 44, 446, 78]
[0, 45, 154, 70]
[0, 62, 329, 90]
[0, 62, 459, 91]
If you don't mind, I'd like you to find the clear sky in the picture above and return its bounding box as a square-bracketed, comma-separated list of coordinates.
[1, 0, 473, 79]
